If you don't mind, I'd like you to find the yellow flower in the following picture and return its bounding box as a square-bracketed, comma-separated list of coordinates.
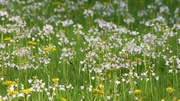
[20, 88, 32, 94]
[166, 87, 174, 93]
[60, 29, 66, 33]
[28, 41, 37, 45]
[51, 2, 64, 6]
[52, 78, 59, 83]
[173, 96, 177, 101]
[7, 90, 19, 95]
[121, 52, 126, 56]
[134, 89, 142, 95]
[107, 73, 111, 79]
[162, 29, 165, 33]
[4, 37, 11, 41]
[139, 0, 145, 4]
[161, 99, 165, 101]
[2, 80, 17, 87]
[138, 97, 143, 101]
[0, 98, 2, 101]
[98, 84, 104, 89]
[135, 58, 142, 63]
[92, 89, 104, 95]
[80, 5, 84, 10]
[170, 0, 174, 3]
[44, 46, 56, 52]
[103, 2, 108, 6]
[61, 98, 67, 101]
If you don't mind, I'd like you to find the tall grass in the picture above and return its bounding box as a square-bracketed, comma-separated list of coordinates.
[0, 0, 180, 101]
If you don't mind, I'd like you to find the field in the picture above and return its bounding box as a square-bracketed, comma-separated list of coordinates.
[0, 0, 180, 101]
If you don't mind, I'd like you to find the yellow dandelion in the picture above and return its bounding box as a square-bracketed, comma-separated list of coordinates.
[107, 73, 111, 79]
[92, 89, 104, 95]
[98, 84, 104, 89]
[170, 0, 174, 3]
[2, 80, 17, 87]
[7, 90, 19, 95]
[138, 97, 143, 101]
[61, 98, 67, 101]
[135, 58, 142, 63]
[51, 2, 64, 6]
[4, 37, 11, 41]
[52, 78, 59, 84]
[161, 99, 165, 101]
[178, 99, 180, 101]
[28, 41, 37, 46]
[0, 98, 2, 101]
[139, 0, 145, 4]
[134, 89, 142, 95]
[126, 59, 131, 63]
[162, 29, 165, 33]
[44, 46, 56, 52]
[80, 5, 84, 10]
[166, 87, 174, 93]
[121, 52, 126, 55]
[103, 2, 108, 6]
[98, 58, 102, 62]
[20, 88, 32, 94]
[173, 96, 177, 101]
[60, 29, 66, 33]
[96, 76, 100, 82]
[51, 2, 56, 5]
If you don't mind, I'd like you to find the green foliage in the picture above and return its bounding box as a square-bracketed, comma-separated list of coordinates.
[0, 0, 180, 101]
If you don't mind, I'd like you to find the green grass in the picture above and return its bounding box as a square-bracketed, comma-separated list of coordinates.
[0, 0, 180, 101]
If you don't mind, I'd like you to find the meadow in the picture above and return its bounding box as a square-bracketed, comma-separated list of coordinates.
[0, 0, 180, 101]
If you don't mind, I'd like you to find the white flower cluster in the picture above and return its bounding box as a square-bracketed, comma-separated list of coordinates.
[83, 9, 94, 18]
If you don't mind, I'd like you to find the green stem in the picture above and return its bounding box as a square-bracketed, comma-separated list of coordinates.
[143, 55, 147, 92]
[113, 71, 117, 101]
[123, 83, 126, 101]
[149, 69, 153, 98]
